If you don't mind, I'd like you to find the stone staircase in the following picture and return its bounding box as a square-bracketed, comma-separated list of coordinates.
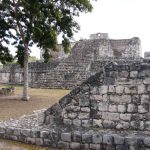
[32, 40, 102, 89]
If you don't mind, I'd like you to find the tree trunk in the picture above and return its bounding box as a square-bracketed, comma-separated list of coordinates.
[21, 44, 30, 101]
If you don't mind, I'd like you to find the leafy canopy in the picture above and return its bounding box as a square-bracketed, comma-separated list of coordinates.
[0, 0, 93, 65]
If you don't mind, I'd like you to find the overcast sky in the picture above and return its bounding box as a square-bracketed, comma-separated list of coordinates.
[12, 0, 150, 58]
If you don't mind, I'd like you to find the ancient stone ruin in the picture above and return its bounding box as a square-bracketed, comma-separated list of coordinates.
[0, 33, 142, 89]
[0, 87, 15, 96]
[1, 61, 150, 149]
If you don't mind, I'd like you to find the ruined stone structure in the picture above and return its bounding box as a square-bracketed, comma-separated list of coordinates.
[0, 87, 15, 95]
[1, 62, 150, 149]
[0, 34, 142, 89]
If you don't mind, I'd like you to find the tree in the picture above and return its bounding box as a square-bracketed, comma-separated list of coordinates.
[0, 0, 93, 101]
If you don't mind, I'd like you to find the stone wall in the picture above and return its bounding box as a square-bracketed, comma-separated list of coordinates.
[1, 61, 150, 149]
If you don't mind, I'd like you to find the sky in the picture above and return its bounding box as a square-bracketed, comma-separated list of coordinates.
[10, 0, 150, 58]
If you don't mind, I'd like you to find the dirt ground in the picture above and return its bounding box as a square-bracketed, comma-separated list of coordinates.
[0, 84, 69, 120]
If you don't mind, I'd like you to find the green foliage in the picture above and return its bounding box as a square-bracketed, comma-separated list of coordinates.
[29, 56, 38, 62]
[0, 0, 93, 64]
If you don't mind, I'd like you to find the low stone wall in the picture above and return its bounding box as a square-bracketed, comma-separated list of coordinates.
[0, 87, 15, 95]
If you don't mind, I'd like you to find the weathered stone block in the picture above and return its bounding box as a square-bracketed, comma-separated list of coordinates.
[81, 107, 90, 112]
[144, 137, 150, 147]
[26, 137, 36, 144]
[102, 94, 108, 101]
[82, 133, 92, 143]
[35, 138, 43, 146]
[73, 131, 81, 142]
[64, 119, 72, 125]
[92, 134, 102, 144]
[21, 129, 31, 137]
[109, 95, 121, 103]
[90, 87, 98, 94]
[124, 86, 137, 94]
[90, 95, 103, 100]
[116, 86, 124, 94]
[118, 105, 126, 113]
[120, 114, 131, 121]
[141, 95, 149, 104]
[116, 145, 128, 150]
[13, 129, 21, 136]
[102, 120, 116, 129]
[102, 112, 119, 121]
[78, 113, 89, 119]
[116, 121, 130, 129]
[40, 131, 49, 138]
[82, 119, 92, 127]
[132, 95, 140, 104]
[138, 84, 146, 94]
[130, 71, 138, 78]
[113, 135, 125, 144]
[98, 85, 108, 94]
[79, 99, 90, 107]
[109, 104, 117, 112]
[130, 121, 140, 129]
[138, 104, 149, 113]
[68, 113, 78, 119]
[57, 141, 69, 149]
[103, 135, 114, 145]
[143, 78, 150, 84]
[73, 119, 81, 127]
[119, 71, 129, 78]
[93, 119, 103, 128]
[145, 121, 150, 131]
[98, 102, 108, 111]
[70, 142, 80, 149]
[90, 144, 101, 150]
[127, 104, 138, 113]
[61, 133, 71, 142]
[108, 85, 115, 93]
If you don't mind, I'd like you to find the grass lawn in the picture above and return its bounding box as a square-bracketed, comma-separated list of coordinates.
[0, 84, 70, 120]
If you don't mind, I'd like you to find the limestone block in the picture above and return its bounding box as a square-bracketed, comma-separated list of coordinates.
[120, 114, 131, 121]
[68, 113, 78, 119]
[118, 105, 127, 113]
[26, 137, 36, 144]
[78, 113, 89, 119]
[79, 99, 90, 107]
[98, 102, 109, 112]
[109, 95, 121, 103]
[21, 129, 31, 137]
[70, 142, 81, 149]
[116, 86, 124, 94]
[98, 85, 108, 94]
[61, 133, 71, 142]
[132, 95, 140, 104]
[121, 95, 132, 103]
[108, 85, 115, 93]
[0, 127, 5, 134]
[144, 137, 150, 147]
[130, 71, 138, 78]
[90, 144, 101, 150]
[40, 131, 49, 138]
[73, 119, 81, 127]
[93, 119, 103, 128]
[103, 135, 113, 145]
[138, 104, 149, 113]
[124, 86, 137, 94]
[64, 119, 72, 125]
[102, 120, 116, 129]
[90, 95, 102, 100]
[82, 133, 92, 143]
[113, 135, 125, 145]
[141, 95, 149, 104]
[127, 104, 138, 113]
[116, 145, 128, 150]
[116, 121, 130, 129]
[109, 104, 117, 112]
[82, 119, 91, 127]
[143, 78, 150, 84]
[13, 129, 21, 136]
[35, 138, 43, 146]
[81, 107, 90, 112]
[102, 112, 119, 121]
[73, 131, 81, 142]
[138, 84, 146, 94]
[102, 94, 108, 101]
[92, 134, 102, 144]
[139, 121, 145, 130]
[90, 87, 98, 94]
[119, 71, 129, 78]
[57, 141, 69, 149]
[130, 121, 140, 129]
[147, 85, 150, 92]
[145, 121, 150, 131]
